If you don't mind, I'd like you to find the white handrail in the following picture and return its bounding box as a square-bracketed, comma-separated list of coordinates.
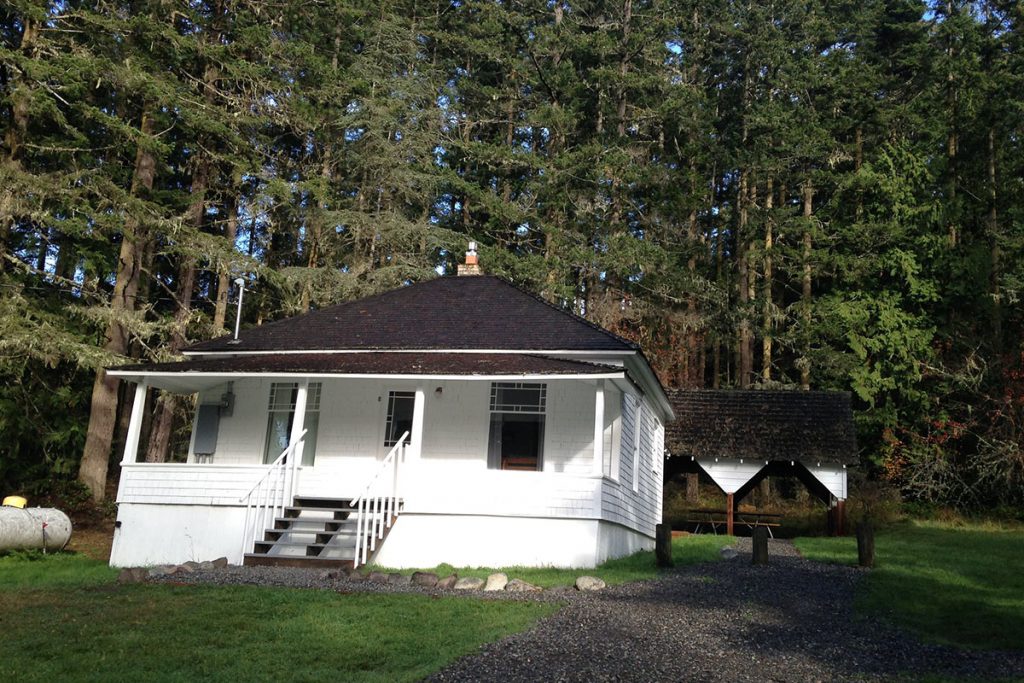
[352, 431, 408, 568]
[239, 429, 307, 559]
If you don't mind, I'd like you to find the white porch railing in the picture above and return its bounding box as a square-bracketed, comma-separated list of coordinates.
[352, 431, 408, 568]
[239, 429, 307, 558]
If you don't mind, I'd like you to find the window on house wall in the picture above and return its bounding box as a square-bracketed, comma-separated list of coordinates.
[602, 389, 621, 480]
[263, 382, 321, 466]
[632, 397, 643, 492]
[487, 382, 546, 471]
[384, 391, 415, 448]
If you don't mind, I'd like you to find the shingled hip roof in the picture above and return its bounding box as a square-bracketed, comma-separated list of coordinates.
[110, 352, 621, 378]
[185, 276, 638, 354]
[664, 389, 858, 465]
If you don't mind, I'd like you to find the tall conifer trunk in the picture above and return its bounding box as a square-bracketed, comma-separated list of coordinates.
[0, 15, 38, 269]
[800, 181, 814, 390]
[762, 178, 774, 382]
[78, 108, 157, 500]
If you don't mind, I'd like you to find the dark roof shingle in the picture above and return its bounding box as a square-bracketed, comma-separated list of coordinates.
[186, 276, 637, 353]
[665, 389, 858, 464]
[112, 352, 621, 377]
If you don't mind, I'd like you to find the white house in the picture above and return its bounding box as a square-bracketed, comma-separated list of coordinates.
[107, 260, 673, 569]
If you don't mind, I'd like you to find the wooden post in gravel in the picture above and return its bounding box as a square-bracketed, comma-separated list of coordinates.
[751, 526, 769, 565]
[655, 523, 674, 567]
[857, 521, 875, 568]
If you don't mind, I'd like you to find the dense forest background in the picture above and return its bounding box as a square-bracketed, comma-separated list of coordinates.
[1, 0, 1021, 511]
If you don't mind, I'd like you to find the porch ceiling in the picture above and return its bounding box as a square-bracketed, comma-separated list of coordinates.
[107, 352, 625, 392]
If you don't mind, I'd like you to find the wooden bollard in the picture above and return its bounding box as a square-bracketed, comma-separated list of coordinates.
[655, 523, 674, 567]
[857, 521, 875, 568]
[751, 526, 769, 565]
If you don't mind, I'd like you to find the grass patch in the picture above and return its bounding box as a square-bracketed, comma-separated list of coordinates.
[794, 520, 1024, 650]
[0, 550, 118, 590]
[0, 554, 556, 682]
[372, 533, 732, 587]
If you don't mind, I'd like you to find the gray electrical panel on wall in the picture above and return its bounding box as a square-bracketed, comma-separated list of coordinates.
[193, 404, 221, 457]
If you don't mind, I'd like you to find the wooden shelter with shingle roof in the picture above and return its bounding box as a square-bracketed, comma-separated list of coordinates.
[665, 389, 857, 535]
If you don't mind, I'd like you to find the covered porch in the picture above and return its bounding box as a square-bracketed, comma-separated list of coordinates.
[107, 353, 659, 567]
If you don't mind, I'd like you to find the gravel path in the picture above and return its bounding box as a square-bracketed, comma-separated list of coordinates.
[427, 540, 1024, 683]
[153, 541, 1024, 681]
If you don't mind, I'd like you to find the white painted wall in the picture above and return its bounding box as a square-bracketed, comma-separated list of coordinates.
[403, 467, 602, 518]
[596, 519, 655, 564]
[596, 392, 663, 538]
[370, 515, 651, 569]
[110, 504, 247, 567]
[696, 459, 767, 494]
[806, 464, 848, 499]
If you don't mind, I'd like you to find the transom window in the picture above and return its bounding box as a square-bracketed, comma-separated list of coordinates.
[384, 391, 415, 448]
[488, 383, 546, 471]
[263, 382, 321, 466]
[490, 383, 546, 413]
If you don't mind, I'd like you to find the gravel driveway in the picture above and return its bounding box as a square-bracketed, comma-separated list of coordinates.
[154, 539, 1024, 681]
[427, 539, 1024, 682]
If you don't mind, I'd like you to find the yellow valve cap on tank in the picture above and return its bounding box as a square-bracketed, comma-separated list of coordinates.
[2, 496, 27, 508]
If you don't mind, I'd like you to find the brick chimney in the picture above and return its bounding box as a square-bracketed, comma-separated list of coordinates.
[457, 241, 482, 276]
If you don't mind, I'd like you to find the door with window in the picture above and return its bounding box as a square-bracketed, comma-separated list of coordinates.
[383, 390, 415, 451]
[263, 382, 321, 466]
[487, 382, 546, 471]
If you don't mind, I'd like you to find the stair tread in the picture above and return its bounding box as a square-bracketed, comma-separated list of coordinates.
[255, 539, 358, 549]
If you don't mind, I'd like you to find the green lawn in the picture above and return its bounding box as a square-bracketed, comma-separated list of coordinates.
[0, 553, 555, 682]
[373, 533, 733, 587]
[794, 521, 1024, 651]
[0, 536, 727, 681]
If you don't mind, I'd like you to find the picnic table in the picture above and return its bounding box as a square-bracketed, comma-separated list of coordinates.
[685, 508, 783, 537]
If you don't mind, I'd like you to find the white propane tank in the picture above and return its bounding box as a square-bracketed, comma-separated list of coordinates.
[0, 507, 73, 552]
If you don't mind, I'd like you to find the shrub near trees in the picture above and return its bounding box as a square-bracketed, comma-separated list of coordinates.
[1, 1, 1021, 513]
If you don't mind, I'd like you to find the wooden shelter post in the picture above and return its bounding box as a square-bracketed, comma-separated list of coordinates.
[726, 493, 734, 536]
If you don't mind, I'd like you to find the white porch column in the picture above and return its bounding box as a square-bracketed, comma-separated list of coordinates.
[289, 379, 309, 463]
[121, 382, 148, 465]
[410, 385, 426, 462]
[593, 379, 605, 476]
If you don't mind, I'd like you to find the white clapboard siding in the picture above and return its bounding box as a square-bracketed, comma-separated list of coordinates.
[407, 468, 602, 519]
[117, 464, 267, 506]
[597, 393, 662, 538]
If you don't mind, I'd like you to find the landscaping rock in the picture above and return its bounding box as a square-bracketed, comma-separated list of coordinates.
[389, 572, 411, 585]
[198, 561, 215, 571]
[182, 561, 200, 571]
[369, 571, 390, 584]
[720, 547, 739, 560]
[505, 578, 542, 593]
[147, 565, 175, 578]
[117, 567, 148, 584]
[484, 572, 508, 591]
[347, 571, 367, 583]
[453, 577, 485, 590]
[172, 563, 195, 574]
[436, 574, 459, 590]
[575, 576, 606, 591]
[412, 571, 439, 588]
[211, 557, 229, 568]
